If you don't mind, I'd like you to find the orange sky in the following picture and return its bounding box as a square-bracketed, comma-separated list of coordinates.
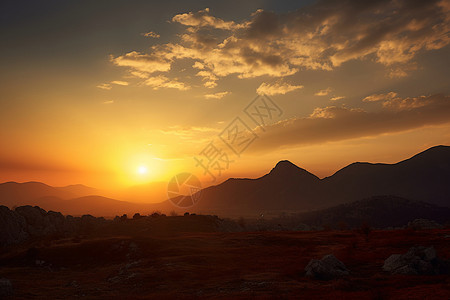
[1, 0, 449, 189]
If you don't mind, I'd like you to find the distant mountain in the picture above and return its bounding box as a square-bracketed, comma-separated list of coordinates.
[1, 146, 449, 217]
[0, 182, 157, 217]
[0, 181, 75, 207]
[178, 145, 450, 216]
[113, 181, 168, 203]
[35, 195, 156, 217]
[294, 195, 450, 228]
[56, 184, 99, 198]
[320, 145, 450, 208]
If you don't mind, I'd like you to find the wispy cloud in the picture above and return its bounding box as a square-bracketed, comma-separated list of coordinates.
[144, 75, 190, 90]
[363, 92, 398, 102]
[97, 83, 112, 90]
[111, 80, 129, 86]
[257, 81, 303, 96]
[204, 91, 230, 99]
[315, 87, 332, 96]
[250, 94, 450, 152]
[142, 31, 160, 38]
[330, 96, 345, 101]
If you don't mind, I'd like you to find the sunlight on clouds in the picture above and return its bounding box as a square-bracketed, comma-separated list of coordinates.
[204, 91, 230, 99]
[144, 75, 190, 90]
[256, 81, 303, 96]
[363, 92, 398, 102]
[141, 31, 160, 38]
[111, 80, 129, 86]
[315, 88, 332, 96]
[97, 83, 112, 90]
[109, 1, 450, 90]
[330, 96, 345, 101]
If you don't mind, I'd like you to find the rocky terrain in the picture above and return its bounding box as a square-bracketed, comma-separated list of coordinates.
[1, 228, 449, 299]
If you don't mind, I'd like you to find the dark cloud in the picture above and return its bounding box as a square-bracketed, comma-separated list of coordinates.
[249, 94, 450, 152]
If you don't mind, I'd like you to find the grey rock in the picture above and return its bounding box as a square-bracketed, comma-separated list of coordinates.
[383, 246, 448, 275]
[407, 219, 442, 230]
[305, 254, 349, 280]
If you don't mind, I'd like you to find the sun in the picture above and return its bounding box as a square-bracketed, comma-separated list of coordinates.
[137, 165, 148, 175]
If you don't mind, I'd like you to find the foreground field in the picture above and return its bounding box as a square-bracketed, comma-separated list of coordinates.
[1, 229, 450, 299]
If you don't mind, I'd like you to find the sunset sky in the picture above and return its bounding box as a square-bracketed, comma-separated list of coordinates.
[1, 0, 449, 189]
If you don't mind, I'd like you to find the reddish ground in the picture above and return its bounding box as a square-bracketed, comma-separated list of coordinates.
[1, 229, 450, 299]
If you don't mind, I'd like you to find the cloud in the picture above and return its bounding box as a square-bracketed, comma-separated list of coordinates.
[111, 80, 129, 86]
[250, 94, 450, 151]
[102, 100, 114, 104]
[204, 91, 230, 99]
[112, 51, 171, 74]
[256, 81, 303, 96]
[330, 96, 345, 101]
[142, 31, 160, 38]
[144, 75, 190, 90]
[362, 92, 398, 102]
[382, 95, 435, 110]
[97, 83, 112, 90]
[362, 92, 434, 110]
[159, 125, 220, 141]
[315, 87, 332, 96]
[172, 8, 241, 30]
[111, 1, 449, 89]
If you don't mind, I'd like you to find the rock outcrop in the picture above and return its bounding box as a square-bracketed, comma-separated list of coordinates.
[383, 246, 450, 275]
[305, 254, 349, 280]
[0, 205, 106, 247]
[407, 219, 443, 230]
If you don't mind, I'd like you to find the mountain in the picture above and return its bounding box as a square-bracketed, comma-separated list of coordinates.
[34, 195, 156, 217]
[320, 145, 450, 207]
[0, 181, 75, 207]
[0, 182, 158, 217]
[189, 160, 320, 215]
[56, 184, 99, 198]
[179, 145, 450, 216]
[1, 146, 449, 217]
[294, 195, 450, 228]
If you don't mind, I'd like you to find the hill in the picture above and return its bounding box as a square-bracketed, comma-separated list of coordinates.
[293, 195, 450, 229]
[181, 145, 450, 216]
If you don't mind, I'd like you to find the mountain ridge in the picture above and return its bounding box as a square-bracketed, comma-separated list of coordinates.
[1, 145, 449, 217]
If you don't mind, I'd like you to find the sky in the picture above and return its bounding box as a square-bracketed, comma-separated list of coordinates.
[0, 0, 449, 190]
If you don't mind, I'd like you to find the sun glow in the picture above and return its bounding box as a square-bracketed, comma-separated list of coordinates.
[137, 165, 148, 175]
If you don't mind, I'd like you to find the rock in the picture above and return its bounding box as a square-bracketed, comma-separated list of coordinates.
[407, 219, 442, 230]
[305, 254, 349, 280]
[0, 278, 13, 297]
[383, 246, 448, 275]
[0, 206, 29, 246]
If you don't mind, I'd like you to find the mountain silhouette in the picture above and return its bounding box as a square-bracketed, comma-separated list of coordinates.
[1, 145, 449, 217]
[294, 195, 450, 228]
[0, 181, 75, 207]
[56, 184, 99, 198]
[186, 145, 450, 215]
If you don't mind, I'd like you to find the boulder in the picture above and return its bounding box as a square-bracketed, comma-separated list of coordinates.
[407, 219, 442, 230]
[305, 254, 349, 280]
[383, 246, 448, 275]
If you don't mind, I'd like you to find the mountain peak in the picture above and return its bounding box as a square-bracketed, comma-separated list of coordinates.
[267, 160, 318, 181]
[272, 160, 300, 172]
